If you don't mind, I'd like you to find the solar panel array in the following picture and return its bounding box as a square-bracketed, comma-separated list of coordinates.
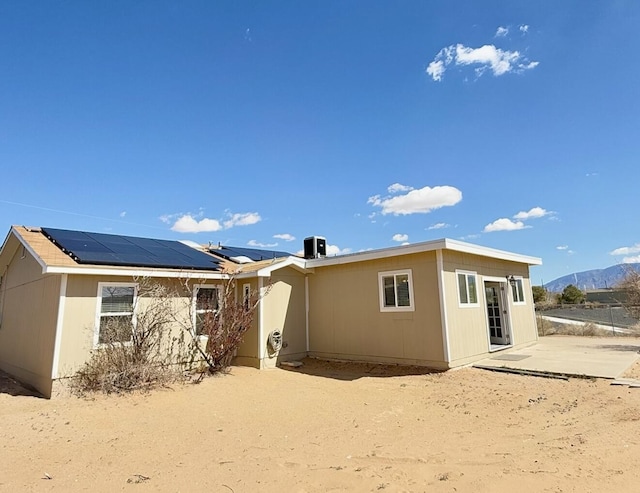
[213, 245, 293, 262]
[42, 228, 221, 271]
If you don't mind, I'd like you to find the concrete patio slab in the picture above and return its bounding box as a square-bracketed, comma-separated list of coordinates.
[474, 336, 640, 379]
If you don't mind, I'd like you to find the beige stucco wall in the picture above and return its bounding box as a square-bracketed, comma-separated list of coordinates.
[0, 242, 60, 397]
[259, 267, 307, 368]
[307, 251, 446, 368]
[441, 251, 537, 367]
[233, 278, 260, 367]
[56, 276, 219, 377]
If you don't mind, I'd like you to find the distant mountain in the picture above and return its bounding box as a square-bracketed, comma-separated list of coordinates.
[544, 263, 640, 293]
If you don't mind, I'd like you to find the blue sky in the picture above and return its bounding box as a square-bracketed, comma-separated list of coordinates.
[1, 1, 639, 284]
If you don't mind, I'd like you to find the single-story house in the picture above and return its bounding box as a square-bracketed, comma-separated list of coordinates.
[0, 226, 541, 397]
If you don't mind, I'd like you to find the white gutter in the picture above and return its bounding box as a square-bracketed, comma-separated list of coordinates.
[305, 275, 310, 352]
[306, 237, 542, 268]
[258, 277, 265, 364]
[44, 265, 228, 279]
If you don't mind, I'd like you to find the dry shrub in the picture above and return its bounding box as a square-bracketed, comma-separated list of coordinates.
[537, 317, 622, 338]
[195, 277, 265, 374]
[70, 275, 265, 395]
[69, 343, 182, 395]
[69, 280, 193, 396]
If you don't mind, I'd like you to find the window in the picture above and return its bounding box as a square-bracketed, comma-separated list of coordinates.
[457, 271, 478, 306]
[194, 285, 222, 336]
[378, 270, 414, 312]
[96, 283, 136, 345]
[511, 278, 525, 303]
[243, 283, 251, 311]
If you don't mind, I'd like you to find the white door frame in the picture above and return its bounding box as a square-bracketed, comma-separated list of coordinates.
[482, 276, 513, 351]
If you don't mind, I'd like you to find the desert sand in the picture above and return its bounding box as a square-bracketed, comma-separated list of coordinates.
[2, 358, 640, 492]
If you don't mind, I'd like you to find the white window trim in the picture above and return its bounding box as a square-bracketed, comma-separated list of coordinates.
[94, 282, 138, 348]
[378, 269, 415, 312]
[456, 270, 480, 307]
[511, 276, 526, 305]
[193, 284, 223, 337]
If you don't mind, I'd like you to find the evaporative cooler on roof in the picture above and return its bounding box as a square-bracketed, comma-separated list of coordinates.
[303, 236, 326, 259]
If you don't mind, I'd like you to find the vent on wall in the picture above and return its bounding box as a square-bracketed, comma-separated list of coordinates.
[303, 236, 326, 259]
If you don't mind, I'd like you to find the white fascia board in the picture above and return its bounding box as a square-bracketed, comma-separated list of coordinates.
[255, 257, 310, 277]
[9, 227, 49, 273]
[305, 238, 542, 268]
[442, 239, 542, 265]
[305, 239, 448, 268]
[43, 265, 228, 280]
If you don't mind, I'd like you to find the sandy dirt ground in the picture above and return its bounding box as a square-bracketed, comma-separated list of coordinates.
[2, 359, 640, 493]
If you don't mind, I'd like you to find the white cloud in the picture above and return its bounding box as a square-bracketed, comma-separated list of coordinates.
[426, 60, 447, 82]
[495, 26, 509, 37]
[483, 218, 529, 233]
[167, 210, 261, 233]
[248, 240, 278, 248]
[623, 256, 640, 263]
[388, 183, 414, 194]
[427, 43, 538, 81]
[368, 185, 462, 215]
[392, 233, 409, 242]
[519, 24, 529, 34]
[171, 215, 223, 233]
[428, 222, 450, 230]
[513, 207, 550, 220]
[557, 245, 574, 254]
[119, 211, 127, 218]
[519, 61, 539, 70]
[223, 212, 261, 229]
[326, 244, 351, 256]
[274, 233, 295, 242]
[610, 244, 640, 256]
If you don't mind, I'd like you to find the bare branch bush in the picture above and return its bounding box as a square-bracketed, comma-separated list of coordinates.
[71, 273, 268, 395]
[70, 278, 194, 395]
[192, 275, 266, 374]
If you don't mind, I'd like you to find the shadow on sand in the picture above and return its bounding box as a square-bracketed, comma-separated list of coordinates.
[0, 370, 44, 398]
[279, 357, 442, 382]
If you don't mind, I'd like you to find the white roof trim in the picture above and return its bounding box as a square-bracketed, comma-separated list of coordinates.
[255, 257, 309, 277]
[43, 265, 229, 279]
[305, 238, 542, 268]
[8, 226, 49, 273]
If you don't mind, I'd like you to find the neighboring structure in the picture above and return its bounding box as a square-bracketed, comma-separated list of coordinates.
[585, 288, 628, 304]
[0, 226, 541, 397]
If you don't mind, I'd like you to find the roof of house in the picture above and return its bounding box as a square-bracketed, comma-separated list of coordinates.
[1, 226, 541, 280]
[1, 226, 296, 279]
[305, 237, 542, 267]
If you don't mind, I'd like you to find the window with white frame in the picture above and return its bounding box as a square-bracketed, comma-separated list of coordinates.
[457, 271, 479, 306]
[378, 270, 414, 312]
[511, 277, 525, 303]
[96, 283, 136, 345]
[194, 285, 222, 336]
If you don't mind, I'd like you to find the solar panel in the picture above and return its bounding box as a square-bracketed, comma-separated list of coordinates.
[213, 245, 293, 262]
[41, 228, 221, 271]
